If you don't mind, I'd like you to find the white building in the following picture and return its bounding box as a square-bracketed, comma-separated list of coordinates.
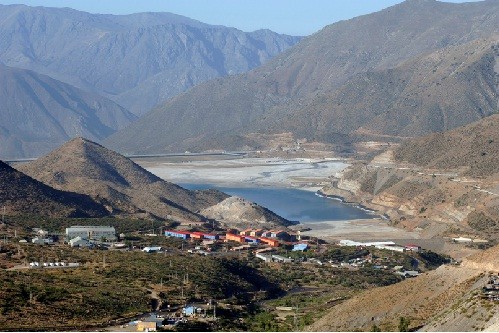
[69, 236, 91, 248]
[66, 226, 116, 241]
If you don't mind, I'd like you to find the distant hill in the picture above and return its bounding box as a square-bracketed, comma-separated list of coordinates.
[200, 196, 293, 229]
[0, 4, 300, 115]
[105, 0, 499, 154]
[394, 114, 499, 177]
[0, 160, 108, 218]
[0, 64, 137, 159]
[19, 138, 229, 222]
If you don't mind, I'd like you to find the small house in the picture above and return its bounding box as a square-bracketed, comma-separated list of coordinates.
[226, 233, 245, 243]
[182, 305, 200, 316]
[244, 236, 260, 244]
[260, 238, 279, 247]
[69, 236, 91, 248]
[142, 246, 162, 253]
[164, 230, 190, 240]
[137, 321, 157, 332]
[405, 244, 421, 252]
[250, 229, 264, 237]
[293, 243, 308, 251]
[239, 229, 253, 236]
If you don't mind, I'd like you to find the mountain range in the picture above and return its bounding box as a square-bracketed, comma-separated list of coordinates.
[0, 63, 137, 159]
[105, 0, 499, 154]
[0, 4, 300, 116]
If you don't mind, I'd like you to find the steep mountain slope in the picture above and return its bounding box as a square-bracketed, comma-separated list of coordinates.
[255, 38, 499, 143]
[0, 4, 300, 115]
[105, 0, 499, 154]
[394, 114, 499, 177]
[307, 245, 499, 332]
[0, 64, 137, 159]
[19, 138, 228, 222]
[0, 160, 108, 218]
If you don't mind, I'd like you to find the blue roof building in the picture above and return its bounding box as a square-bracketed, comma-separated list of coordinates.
[165, 230, 190, 239]
[293, 243, 308, 251]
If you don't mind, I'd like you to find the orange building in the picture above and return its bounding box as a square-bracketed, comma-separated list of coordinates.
[226, 233, 246, 243]
[259, 237, 279, 247]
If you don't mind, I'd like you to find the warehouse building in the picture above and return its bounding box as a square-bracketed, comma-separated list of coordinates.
[65, 226, 116, 241]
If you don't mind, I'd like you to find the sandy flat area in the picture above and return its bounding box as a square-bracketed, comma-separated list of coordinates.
[293, 218, 420, 241]
[142, 157, 348, 188]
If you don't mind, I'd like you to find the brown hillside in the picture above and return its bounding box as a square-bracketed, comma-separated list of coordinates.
[394, 114, 499, 178]
[308, 246, 499, 332]
[105, 0, 499, 154]
[19, 138, 228, 222]
[0, 160, 108, 218]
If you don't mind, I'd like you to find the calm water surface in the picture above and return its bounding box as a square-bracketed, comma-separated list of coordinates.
[181, 184, 375, 223]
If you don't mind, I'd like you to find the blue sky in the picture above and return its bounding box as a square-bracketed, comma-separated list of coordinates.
[0, 0, 483, 35]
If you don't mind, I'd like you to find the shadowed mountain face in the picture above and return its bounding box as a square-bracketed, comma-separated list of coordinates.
[0, 160, 108, 218]
[19, 138, 229, 222]
[0, 4, 301, 116]
[0, 64, 137, 159]
[104, 0, 499, 154]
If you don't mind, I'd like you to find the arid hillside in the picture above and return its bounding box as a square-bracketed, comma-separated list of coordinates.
[395, 114, 499, 178]
[19, 138, 228, 222]
[308, 245, 499, 332]
[0, 160, 108, 218]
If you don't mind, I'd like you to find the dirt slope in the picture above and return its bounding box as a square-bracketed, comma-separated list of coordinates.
[308, 245, 499, 332]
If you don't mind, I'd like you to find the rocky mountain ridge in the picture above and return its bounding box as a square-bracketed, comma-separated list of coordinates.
[105, 0, 499, 154]
[0, 4, 300, 116]
[0, 63, 137, 159]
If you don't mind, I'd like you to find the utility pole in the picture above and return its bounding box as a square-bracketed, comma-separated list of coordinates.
[2, 206, 5, 224]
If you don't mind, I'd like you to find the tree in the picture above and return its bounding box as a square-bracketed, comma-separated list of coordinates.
[398, 316, 410, 332]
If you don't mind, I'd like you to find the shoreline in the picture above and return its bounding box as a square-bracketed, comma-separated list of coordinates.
[140, 157, 417, 241]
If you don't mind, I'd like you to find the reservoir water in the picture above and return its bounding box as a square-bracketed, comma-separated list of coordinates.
[181, 184, 375, 223]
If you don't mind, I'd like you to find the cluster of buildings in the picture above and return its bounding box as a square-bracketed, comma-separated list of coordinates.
[65, 226, 117, 247]
[164, 227, 305, 249]
[482, 273, 499, 301]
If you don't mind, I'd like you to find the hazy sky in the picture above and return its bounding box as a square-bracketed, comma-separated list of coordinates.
[0, 0, 483, 35]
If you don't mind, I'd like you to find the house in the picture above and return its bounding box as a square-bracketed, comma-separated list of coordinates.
[293, 243, 308, 251]
[31, 237, 53, 245]
[190, 232, 205, 239]
[142, 246, 162, 253]
[66, 226, 116, 241]
[203, 233, 219, 240]
[261, 230, 272, 238]
[69, 236, 91, 248]
[405, 244, 421, 252]
[239, 229, 253, 236]
[270, 230, 289, 239]
[260, 238, 279, 247]
[164, 230, 190, 240]
[137, 321, 158, 332]
[244, 236, 260, 244]
[256, 253, 273, 262]
[271, 255, 293, 263]
[226, 233, 245, 243]
[250, 229, 264, 237]
[182, 305, 201, 316]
